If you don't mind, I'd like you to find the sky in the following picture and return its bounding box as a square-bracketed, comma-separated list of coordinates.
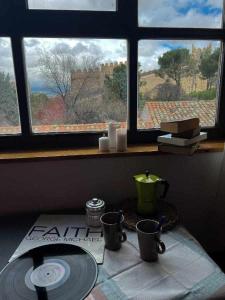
[0, 0, 223, 93]
[28, 0, 116, 11]
[139, 0, 223, 28]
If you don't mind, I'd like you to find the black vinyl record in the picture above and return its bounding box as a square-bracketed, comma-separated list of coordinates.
[0, 244, 98, 300]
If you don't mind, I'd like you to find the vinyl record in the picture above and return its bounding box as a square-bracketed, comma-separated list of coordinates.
[0, 244, 98, 300]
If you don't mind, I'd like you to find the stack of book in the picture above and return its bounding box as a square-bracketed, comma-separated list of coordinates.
[157, 118, 207, 155]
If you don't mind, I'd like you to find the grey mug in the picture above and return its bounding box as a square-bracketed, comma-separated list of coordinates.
[136, 219, 166, 262]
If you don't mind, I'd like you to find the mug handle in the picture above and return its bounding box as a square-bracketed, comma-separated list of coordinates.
[159, 179, 170, 199]
[120, 231, 127, 243]
[155, 236, 166, 254]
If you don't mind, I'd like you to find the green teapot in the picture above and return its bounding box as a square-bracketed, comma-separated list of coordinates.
[134, 170, 169, 216]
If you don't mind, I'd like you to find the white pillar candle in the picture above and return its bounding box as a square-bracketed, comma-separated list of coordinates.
[116, 128, 127, 152]
[99, 136, 109, 152]
[108, 122, 117, 150]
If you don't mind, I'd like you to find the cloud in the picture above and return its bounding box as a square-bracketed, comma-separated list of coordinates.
[0, 38, 15, 76]
[139, 0, 222, 28]
[23, 38, 126, 87]
[71, 42, 103, 57]
[24, 39, 41, 48]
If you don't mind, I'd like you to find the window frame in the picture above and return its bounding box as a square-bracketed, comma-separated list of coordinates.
[0, 0, 224, 150]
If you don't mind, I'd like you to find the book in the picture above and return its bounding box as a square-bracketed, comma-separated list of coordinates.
[172, 126, 201, 139]
[9, 214, 104, 264]
[160, 118, 200, 134]
[157, 132, 207, 146]
[158, 143, 199, 155]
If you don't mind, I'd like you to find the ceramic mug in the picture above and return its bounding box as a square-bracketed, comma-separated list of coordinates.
[100, 212, 127, 251]
[136, 219, 166, 262]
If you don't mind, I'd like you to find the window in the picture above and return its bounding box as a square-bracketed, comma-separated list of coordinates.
[24, 38, 127, 133]
[28, 0, 116, 11]
[138, 40, 221, 130]
[138, 0, 223, 28]
[0, 0, 224, 149]
[0, 38, 21, 135]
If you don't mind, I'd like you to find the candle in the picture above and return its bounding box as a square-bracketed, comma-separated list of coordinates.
[108, 122, 117, 150]
[99, 135, 109, 152]
[116, 128, 127, 152]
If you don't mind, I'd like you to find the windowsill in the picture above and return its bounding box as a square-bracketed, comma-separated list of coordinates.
[0, 140, 223, 162]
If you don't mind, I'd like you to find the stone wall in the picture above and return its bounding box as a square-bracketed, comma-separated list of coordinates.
[70, 45, 211, 100]
[71, 62, 121, 98]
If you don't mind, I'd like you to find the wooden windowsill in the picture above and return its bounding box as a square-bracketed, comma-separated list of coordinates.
[0, 140, 223, 162]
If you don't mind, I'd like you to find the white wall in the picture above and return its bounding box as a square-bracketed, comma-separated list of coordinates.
[0, 152, 224, 252]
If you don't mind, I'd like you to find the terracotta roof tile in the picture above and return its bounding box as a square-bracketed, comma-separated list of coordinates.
[0, 100, 216, 134]
[141, 100, 216, 128]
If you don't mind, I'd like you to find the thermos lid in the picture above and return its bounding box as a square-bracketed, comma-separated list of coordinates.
[86, 198, 105, 211]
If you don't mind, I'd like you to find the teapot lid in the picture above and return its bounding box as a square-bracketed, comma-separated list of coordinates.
[134, 170, 160, 183]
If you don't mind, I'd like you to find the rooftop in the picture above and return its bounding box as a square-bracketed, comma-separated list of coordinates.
[0, 100, 216, 134]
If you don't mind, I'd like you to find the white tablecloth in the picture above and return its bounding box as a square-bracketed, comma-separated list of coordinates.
[87, 226, 225, 300]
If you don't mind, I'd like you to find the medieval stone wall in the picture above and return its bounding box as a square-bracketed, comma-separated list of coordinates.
[71, 62, 120, 98]
[70, 45, 211, 100]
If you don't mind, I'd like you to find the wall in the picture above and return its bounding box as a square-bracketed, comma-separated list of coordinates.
[0, 151, 224, 252]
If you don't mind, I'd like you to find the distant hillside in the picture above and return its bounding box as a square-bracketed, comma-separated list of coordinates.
[31, 85, 55, 96]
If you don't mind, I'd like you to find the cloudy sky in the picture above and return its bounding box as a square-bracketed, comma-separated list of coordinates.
[29, 0, 223, 28]
[28, 0, 116, 11]
[139, 0, 223, 28]
[0, 0, 222, 93]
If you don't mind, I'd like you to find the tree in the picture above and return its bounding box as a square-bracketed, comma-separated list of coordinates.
[30, 93, 48, 124]
[39, 48, 101, 124]
[0, 72, 19, 126]
[39, 48, 76, 102]
[104, 63, 146, 107]
[157, 48, 190, 97]
[199, 47, 220, 90]
[104, 63, 127, 104]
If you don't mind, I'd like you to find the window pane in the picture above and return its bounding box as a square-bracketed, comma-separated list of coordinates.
[138, 40, 221, 130]
[24, 38, 127, 133]
[0, 38, 21, 135]
[139, 0, 223, 28]
[28, 0, 116, 11]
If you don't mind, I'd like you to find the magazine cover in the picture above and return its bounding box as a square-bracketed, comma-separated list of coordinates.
[9, 214, 104, 264]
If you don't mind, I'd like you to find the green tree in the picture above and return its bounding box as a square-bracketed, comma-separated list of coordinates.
[0, 72, 19, 126]
[104, 63, 146, 106]
[104, 63, 127, 104]
[199, 47, 220, 90]
[157, 48, 191, 96]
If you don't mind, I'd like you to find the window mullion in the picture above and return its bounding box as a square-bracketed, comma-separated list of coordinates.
[217, 41, 225, 136]
[11, 36, 31, 136]
[119, 0, 138, 135]
[128, 39, 138, 133]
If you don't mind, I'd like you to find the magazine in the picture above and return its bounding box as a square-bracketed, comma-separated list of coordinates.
[9, 214, 104, 264]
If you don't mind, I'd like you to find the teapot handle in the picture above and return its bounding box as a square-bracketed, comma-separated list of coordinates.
[159, 179, 170, 199]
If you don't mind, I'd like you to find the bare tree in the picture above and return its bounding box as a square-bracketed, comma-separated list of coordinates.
[39, 48, 101, 124]
[65, 55, 101, 123]
[39, 48, 76, 102]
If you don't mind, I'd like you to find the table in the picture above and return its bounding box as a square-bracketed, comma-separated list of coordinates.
[88, 226, 225, 300]
[0, 215, 225, 300]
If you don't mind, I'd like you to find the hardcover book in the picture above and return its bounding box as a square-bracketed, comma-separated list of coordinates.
[157, 132, 207, 146]
[160, 118, 200, 134]
[9, 214, 104, 264]
[158, 143, 199, 155]
[172, 126, 201, 139]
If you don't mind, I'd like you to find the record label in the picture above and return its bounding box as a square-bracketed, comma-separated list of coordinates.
[25, 259, 70, 291]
